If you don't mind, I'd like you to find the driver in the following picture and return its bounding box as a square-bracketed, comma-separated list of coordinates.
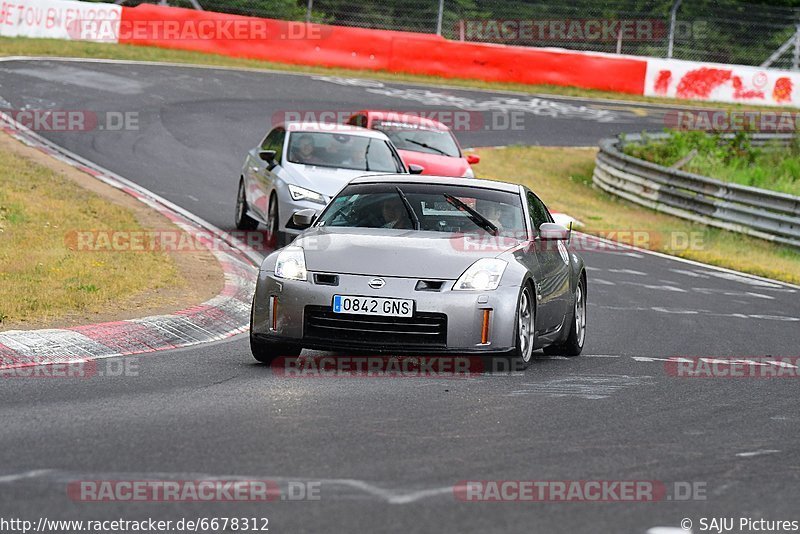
[381, 197, 412, 229]
[476, 200, 504, 232]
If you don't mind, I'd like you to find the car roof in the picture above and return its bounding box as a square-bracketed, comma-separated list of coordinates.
[348, 173, 523, 193]
[279, 121, 391, 140]
[359, 110, 449, 131]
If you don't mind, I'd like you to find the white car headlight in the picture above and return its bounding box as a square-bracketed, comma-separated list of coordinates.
[275, 246, 307, 281]
[453, 258, 507, 291]
[462, 167, 475, 178]
[288, 184, 326, 204]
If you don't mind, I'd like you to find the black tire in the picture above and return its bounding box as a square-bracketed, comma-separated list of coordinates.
[266, 194, 286, 249]
[235, 179, 258, 231]
[543, 274, 586, 357]
[506, 283, 536, 371]
[250, 335, 302, 364]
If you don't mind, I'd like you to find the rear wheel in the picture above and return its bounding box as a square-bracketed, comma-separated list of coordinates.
[235, 179, 258, 231]
[544, 275, 586, 356]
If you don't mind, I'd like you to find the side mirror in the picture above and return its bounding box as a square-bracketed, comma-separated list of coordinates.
[538, 222, 569, 240]
[259, 150, 276, 164]
[291, 208, 317, 229]
[408, 164, 424, 174]
[466, 154, 480, 165]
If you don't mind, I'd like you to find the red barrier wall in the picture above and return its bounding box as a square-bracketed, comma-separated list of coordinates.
[119, 4, 647, 95]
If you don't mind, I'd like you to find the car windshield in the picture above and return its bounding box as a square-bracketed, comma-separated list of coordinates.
[287, 132, 403, 172]
[372, 120, 461, 158]
[316, 182, 526, 236]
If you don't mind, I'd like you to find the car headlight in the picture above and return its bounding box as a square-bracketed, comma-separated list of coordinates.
[453, 258, 507, 291]
[275, 246, 307, 281]
[462, 167, 475, 178]
[288, 184, 326, 204]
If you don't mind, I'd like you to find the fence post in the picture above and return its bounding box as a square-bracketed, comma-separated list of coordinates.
[794, 24, 800, 70]
[436, 0, 445, 36]
[306, 0, 313, 23]
[667, 0, 682, 58]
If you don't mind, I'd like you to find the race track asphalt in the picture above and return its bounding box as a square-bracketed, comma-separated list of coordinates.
[0, 59, 798, 534]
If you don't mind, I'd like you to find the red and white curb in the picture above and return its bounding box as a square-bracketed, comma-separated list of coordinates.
[0, 112, 261, 371]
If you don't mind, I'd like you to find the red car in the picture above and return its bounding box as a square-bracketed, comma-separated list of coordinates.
[346, 110, 480, 177]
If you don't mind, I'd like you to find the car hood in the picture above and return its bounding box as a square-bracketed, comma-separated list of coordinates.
[294, 227, 521, 279]
[398, 150, 469, 177]
[283, 163, 391, 198]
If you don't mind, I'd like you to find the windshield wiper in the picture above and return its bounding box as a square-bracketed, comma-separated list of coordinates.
[395, 186, 421, 230]
[403, 138, 448, 156]
[443, 194, 498, 236]
[364, 139, 371, 171]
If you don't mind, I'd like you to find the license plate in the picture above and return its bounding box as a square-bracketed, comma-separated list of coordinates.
[332, 295, 414, 317]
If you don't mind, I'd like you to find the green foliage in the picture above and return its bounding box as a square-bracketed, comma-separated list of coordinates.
[623, 130, 800, 196]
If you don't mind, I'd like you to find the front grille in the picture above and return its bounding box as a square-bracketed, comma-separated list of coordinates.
[304, 306, 447, 348]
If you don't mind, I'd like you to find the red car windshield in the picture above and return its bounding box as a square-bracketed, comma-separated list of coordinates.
[372, 120, 461, 158]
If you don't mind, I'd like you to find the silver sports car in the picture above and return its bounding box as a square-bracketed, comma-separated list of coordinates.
[250, 174, 587, 368]
[235, 122, 413, 247]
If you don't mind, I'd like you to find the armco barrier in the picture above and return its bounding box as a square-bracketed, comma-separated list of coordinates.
[115, 4, 648, 95]
[592, 132, 800, 249]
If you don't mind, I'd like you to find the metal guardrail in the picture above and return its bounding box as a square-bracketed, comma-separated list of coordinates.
[592, 133, 800, 249]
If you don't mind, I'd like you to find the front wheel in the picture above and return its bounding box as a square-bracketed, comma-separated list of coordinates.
[250, 335, 302, 364]
[235, 179, 258, 231]
[508, 284, 535, 370]
[544, 275, 586, 356]
[266, 194, 286, 249]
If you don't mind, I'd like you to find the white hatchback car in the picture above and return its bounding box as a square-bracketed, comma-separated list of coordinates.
[235, 122, 413, 247]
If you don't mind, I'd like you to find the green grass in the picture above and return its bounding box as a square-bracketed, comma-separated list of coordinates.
[623, 130, 800, 197]
[475, 146, 800, 284]
[2, 36, 798, 113]
[0, 144, 182, 328]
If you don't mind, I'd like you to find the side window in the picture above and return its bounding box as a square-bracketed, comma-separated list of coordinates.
[260, 129, 276, 150]
[527, 191, 551, 235]
[260, 128, 285, 164]
[271, 129, 286, 164]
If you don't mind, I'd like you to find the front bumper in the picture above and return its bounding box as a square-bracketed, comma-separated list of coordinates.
[252, 270, 520, 353]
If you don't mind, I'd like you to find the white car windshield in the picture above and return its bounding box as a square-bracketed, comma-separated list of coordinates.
[287, 132, 403, 172]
